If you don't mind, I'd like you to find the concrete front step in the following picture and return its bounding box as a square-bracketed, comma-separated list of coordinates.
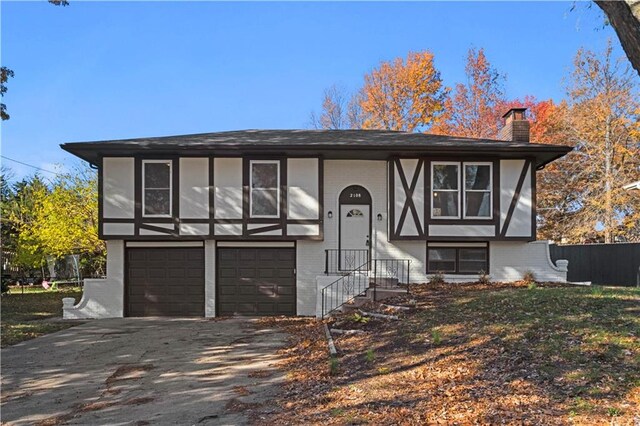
[338, 286, 407, 313]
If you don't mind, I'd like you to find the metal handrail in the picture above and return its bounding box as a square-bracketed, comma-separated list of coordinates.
[321, 259, 370, 318]
[371, 259, 411, 301]
[324, 249, 370, 275]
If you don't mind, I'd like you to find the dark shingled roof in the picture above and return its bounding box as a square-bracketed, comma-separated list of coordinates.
[61, 129, 573, 168]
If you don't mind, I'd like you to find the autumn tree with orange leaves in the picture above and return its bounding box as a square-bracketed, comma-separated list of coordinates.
[359, 51, 449, 132]
[431, 48, 505, 139]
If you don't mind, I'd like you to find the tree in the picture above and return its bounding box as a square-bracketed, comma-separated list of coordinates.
[359, 51, 449, 132]
[559, 40, 640, 243]
[1, 67, 14, 121]
[595, 1, 640, 76]
[310, 85, 349, 130]
[309, 85, 364, 130]
[431, 48, 506, 138]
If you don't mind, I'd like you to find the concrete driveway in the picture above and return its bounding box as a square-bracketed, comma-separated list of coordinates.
[1, 318, 289, 425]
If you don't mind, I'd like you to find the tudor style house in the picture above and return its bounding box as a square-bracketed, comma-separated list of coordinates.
[61, 108, 572, 319]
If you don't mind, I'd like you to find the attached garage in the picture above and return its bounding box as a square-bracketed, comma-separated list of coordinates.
[126, 247, 205, 317]
[216, 246, 296, 316]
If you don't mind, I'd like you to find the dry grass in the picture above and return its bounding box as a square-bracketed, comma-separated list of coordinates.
[257, 283, 640, 425]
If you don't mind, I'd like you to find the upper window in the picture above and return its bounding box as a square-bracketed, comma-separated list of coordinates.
[464, 163, 492, 218]
[142, 160, 172, 217]
[432, 162, 460, 218]
[250, 160, 280, 217]
[431, 161, 492, 219]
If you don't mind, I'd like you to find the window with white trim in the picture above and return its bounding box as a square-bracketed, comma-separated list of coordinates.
[431, 161, 492, 219]
[250, 160, 280, 217]
[432, 162, 460, 218]
[142, 160, 172, 217]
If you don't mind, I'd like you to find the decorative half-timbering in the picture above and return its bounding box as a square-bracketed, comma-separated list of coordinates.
[99, 155, 323, 240]
[389, 158, 425, 239]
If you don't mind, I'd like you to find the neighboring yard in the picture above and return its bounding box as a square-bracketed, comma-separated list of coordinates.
[258, 283, 639, 425]
[1, 286, 83, 347]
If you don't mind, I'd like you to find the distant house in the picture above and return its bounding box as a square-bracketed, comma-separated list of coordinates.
[60, 108, 572, 319]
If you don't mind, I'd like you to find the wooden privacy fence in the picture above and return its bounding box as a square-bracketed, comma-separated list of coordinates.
[549, 242, 640, 287]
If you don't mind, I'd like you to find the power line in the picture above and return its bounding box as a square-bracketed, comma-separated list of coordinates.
[0, 155, 61, 176]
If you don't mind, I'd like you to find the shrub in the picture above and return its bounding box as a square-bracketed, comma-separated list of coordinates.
[431, 328, 442, 345]
[428, 272, 445, 285]
[328, 356, 339, 375]
[365, 348, 375, 363]
[522, 270, 536, 284]
[591, 285, 604, 296]
[527, 282, 537, 290]
[478, 270, 491, 284]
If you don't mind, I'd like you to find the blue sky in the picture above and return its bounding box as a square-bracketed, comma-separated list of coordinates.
[1, 1, 623, 180]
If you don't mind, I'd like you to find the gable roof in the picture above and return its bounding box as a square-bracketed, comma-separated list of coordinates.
[60, 129, 572, 168]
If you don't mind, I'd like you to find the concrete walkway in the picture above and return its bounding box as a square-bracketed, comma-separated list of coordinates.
[1, 318, 289, 425]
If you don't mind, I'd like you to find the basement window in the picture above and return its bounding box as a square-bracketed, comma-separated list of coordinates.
[250, 160, 280, 218]
[427, 244, 489, 274]
[142, 160, 172, 217]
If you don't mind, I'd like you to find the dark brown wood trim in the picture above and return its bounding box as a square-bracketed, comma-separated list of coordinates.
[242, 158, 250, 237]
[318, 157, 325, 241]
[97, 156, 104, 240]
[134, 157, 142, 236]
[493, 159, 501, 237]
[394, 158, 425, 237]
[139, 223, 178, 236]
[530, 157, 537, 240]
[424, 158, 430, 239]
[500, 159, 531, 238]
[209, 156, 215, 238]
[280, 158, 287, 236]
[388, 160, 396, 239]
[246, 224, 283, 235]
[172, 158, 180, 226]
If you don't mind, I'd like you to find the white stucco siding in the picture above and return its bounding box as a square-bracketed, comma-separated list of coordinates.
[103, 223, 134, 236]
[63, 240, 125, 319]
[179, 157, 209, 219]
[490, 241, 567, 282]
[103, 157, 135, 219]
[214, 223, 242, 235]
[428, 224, 495, 237]
[287, 224, 320, 236]
[287, 158, 320, 220]
[500, 159, 533, 238]
[179, 223, 209, 236]
[214, 158, 243, 219]
[505, 165, 532, 237]
[396, 159, 424, 237]
[296, 160, 429, 315]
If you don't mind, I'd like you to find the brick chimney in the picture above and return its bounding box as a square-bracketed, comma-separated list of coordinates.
[498, 108, 530, 143]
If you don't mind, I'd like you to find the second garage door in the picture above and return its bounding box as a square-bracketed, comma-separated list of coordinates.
[217, 247, 296, 316]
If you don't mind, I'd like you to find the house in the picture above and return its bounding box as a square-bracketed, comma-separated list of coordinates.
[60, 108, 572, 319]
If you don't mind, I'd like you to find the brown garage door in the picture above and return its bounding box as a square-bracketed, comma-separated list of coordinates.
[126, 247, 205, 317]
[217, 247, 296, 316]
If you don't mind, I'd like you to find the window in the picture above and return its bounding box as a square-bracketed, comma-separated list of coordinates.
[464, 163, 492, 218]
[427, 245, 488, 274]
[432, 162, 459, 218]
[250, 160, 280, 217]
[431, 161, 493, 219]
[346, 209, 363, 217]
[143, 160, 172, 217]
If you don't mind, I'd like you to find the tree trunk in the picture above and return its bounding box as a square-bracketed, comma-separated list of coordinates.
[604, 116, 613, 243]
[595, 0, 640, 77]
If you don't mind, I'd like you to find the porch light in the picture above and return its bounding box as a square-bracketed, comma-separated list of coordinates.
[377, 213, 383, 221]
[328, 211, 333, 219]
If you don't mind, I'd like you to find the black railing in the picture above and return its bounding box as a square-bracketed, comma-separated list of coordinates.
[324, 249, 370, 275]
[321, 260, 370, 318]
[371, 259, 411, 301]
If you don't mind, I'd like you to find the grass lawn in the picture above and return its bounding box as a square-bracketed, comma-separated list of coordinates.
[1, 286, 84, 347]
[258, 283, 639, 425]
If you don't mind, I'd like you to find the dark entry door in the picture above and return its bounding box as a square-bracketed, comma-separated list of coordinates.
[126, 247, 205, 317]
[217, 247, 296, 316]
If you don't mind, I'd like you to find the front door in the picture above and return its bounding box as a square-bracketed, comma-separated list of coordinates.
[338, 185, 372, 271]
